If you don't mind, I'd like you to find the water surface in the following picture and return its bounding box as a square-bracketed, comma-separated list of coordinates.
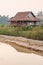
[0, 43, 43, 65]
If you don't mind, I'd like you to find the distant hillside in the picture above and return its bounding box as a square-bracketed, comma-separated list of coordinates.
[0, 15, 9, 25]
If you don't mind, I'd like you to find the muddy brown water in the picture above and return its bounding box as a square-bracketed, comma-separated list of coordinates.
[0, 42, 43, 65]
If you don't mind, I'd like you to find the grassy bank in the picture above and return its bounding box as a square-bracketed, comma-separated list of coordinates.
[0, 24, 43, 40]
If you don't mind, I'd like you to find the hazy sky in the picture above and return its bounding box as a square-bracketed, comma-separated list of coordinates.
[0, 0, 43, 17]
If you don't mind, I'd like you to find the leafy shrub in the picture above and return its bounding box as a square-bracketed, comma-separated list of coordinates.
[0, 24, 43, 40]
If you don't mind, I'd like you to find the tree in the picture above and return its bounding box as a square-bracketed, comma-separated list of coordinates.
[37, 11, 43, 16]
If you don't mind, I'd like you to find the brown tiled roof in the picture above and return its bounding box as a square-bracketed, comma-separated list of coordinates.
[10, 11, 40, 22]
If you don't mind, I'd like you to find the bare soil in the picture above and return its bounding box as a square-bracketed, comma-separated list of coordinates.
[0, 35, 43, 56]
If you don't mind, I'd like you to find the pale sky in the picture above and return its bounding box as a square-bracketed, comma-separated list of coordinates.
[0, 0, 43, 17]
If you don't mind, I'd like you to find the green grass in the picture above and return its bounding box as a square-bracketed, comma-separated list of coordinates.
[0, 24, 43, 40]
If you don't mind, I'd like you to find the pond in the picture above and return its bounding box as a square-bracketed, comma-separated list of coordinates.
[0, 42, 43, 65]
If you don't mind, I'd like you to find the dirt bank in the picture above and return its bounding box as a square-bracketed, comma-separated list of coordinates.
[0, 35, 43, 52]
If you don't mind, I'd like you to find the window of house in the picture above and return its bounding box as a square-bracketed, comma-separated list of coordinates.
[27, 13, 33, 18]
[17, 21, 20, 24]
